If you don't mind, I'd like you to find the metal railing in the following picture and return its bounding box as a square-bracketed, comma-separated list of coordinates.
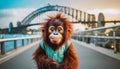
[0, 35, 41, 54]
[72, 24, 120, 53]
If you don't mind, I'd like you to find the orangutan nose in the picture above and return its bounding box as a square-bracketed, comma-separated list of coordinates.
[53, 31, 59, 35]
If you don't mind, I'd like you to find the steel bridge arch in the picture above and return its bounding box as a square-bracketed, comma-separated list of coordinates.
[21, 5, 95, 25]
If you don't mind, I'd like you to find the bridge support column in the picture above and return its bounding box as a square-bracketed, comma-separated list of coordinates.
[72, 9, 74, 22]
[91, 14, 96, 28]
[79, 11, 82, 22]
[76, 10, 78, 20]
[87, 14, 90, 27]
[87, 14, 90, 22]
[84, 12, 86, 22]
[68, 8, 70, 15]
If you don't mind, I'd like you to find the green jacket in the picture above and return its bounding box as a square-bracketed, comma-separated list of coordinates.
[40, 40, 71, 64]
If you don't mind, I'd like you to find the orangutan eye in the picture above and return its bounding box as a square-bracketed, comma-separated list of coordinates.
[57, 26, 64, 33]
[48, 26, 55, 33]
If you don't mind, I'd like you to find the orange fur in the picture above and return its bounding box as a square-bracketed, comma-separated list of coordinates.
[33, 13, 78, 69]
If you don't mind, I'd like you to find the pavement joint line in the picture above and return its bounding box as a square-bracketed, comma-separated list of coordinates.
[0, 40, 40, 64]
[72, 39, 120, 60]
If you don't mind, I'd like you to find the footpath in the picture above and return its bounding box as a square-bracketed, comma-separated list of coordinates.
[0, 40, 40, 64]
[73, 39, 120, 60]
[0, 39, 120, 69]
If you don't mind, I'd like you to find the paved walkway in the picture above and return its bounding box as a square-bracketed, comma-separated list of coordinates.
[0, 41, 40, 64]
[0, 40, 120, 69]
[73, 39, 120, 69]
[74, 39, 120, 60]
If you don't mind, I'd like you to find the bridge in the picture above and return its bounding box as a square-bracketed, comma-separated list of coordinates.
[0, 4, 120, 69]
[0, 4, 119, 34]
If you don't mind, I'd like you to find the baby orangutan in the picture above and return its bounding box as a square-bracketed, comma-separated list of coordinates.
[33, 13, 78, 69]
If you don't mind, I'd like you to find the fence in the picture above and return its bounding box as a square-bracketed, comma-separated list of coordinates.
[72, 24, 120, 53]
[0, 35, 41, 55]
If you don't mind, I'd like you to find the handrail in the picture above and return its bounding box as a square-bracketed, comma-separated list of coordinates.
[0, 35, 41, 42]
[81, 24, 120, 32]
[73, 24, 120, 53]
[74, 35, 120, 39]
[0, 35, 41, 54]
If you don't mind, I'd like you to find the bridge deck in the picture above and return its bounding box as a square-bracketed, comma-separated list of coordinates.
[0, 40, 120, 69]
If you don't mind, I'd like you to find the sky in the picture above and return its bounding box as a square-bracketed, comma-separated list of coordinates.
[0, 0, 120, 29]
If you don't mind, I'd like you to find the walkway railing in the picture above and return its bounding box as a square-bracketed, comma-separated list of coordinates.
[0, 35, 41, 55]
[72, 24, 120, 53]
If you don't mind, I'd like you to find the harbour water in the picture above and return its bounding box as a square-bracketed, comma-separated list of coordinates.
[0, 34, 33, 52]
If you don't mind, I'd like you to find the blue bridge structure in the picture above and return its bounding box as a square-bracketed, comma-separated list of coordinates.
[4, 4, 120, 34]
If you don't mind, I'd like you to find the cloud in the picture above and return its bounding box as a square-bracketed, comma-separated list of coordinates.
[87, 9, 120, 20]
[0, 11, 13, 18]
[87, 9, 120, 14]
[0, 8, 36, 28]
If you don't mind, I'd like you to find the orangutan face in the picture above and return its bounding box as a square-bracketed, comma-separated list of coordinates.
[48, 25, 64, 45]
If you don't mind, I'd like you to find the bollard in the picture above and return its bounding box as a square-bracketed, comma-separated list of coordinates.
[1, 42, 5, 54]
[22, 39, 24, 46]
[27, 39, 29, 44]
[113, 31, 117, 53]
[14, 40, 17, 49]
[1, 36, 5, 54]
[31, 38, 33, 43]
[113, 39, 117, 53]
